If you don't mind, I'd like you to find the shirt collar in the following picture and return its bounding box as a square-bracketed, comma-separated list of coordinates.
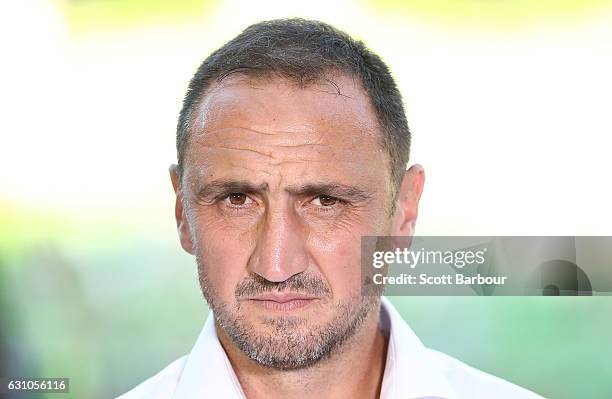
[379, 296, 458, 399]
[172, 314, 244, 398]
[173, 297, 458, 399]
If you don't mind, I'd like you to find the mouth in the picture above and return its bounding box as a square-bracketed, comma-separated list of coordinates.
[247, 293, 319, 312]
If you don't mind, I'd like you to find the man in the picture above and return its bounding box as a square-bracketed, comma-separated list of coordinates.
[120, 18, 543, 399]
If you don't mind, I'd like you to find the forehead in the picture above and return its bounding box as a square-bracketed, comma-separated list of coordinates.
[191, 73, 381, 143]
[183, 74, 390, 187]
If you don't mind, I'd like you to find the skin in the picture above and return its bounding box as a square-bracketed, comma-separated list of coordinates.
[169, 73, 425, 399]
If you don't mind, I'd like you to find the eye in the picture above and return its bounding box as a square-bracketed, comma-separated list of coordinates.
[312, 195, 339, 207]
[225, 193, 253, 207]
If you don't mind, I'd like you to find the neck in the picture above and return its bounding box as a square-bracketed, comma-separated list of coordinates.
[216, 304, 388, 399]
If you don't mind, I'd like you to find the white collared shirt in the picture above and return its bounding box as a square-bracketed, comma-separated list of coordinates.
[118, 297, 544, 399]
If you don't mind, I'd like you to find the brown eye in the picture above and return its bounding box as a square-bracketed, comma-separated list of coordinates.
[315, 195, 338, 207]
[228, 193, 248, 206]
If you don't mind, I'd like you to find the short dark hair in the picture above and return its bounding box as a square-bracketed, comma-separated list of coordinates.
[176, 18, 410, 196]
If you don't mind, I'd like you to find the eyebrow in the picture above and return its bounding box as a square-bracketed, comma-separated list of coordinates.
[284, 183, 373, 202]
[195, 179, 269, 201]
[195, 179, 373, 203]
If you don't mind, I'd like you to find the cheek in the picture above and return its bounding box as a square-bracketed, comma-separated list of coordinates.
[307, 224, 369, 299]
[193, 215, 254, 303]
[306, 203, 393, 298]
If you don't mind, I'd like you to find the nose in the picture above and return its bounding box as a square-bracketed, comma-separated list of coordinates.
[248, 206, 309, 282]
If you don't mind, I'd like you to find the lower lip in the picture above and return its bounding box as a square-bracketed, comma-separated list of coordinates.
[249, 298, 317, 312]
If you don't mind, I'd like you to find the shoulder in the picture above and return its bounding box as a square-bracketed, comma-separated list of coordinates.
[115, 356, 188, 399]
[424, 349, 545, 399]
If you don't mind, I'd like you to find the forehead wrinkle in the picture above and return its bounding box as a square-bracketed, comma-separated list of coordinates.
[193, 131, 352, 165]
[203, 146, 358, 166]
[189, 75, 379, 140]
[197, 126, 284, 138]
[196, 141, 274, 158]
[189, 135, 375, 175]
[195, 138, 336, 152]
[197, 145, 342, 164]
[192, 124, 330, 149]
[223, 163, 274, 176]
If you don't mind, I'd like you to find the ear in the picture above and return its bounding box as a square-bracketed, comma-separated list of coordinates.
[391, 164, 425, 236]
[169, 164, 195, 255]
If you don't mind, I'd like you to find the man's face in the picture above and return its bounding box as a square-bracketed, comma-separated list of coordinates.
[173, 74, 403, 369]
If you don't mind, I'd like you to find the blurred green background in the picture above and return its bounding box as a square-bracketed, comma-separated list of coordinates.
[1, 0, 612, 398]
